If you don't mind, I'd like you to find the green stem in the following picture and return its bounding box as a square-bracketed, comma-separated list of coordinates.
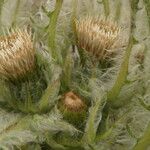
[114, 0, 121, 22]
[0, 0, 4, 29]
[133, 123, 150, 150]
[143, 0, 150, 29]
[48, 0, 63, 60]
[11, 0, 20, 28]
[107, 36, 134, 104]
[71, 0, 77, 37]
[102, 0, 110, 18]
[82, 98, 106, 144]
[107, 0, 139, 105]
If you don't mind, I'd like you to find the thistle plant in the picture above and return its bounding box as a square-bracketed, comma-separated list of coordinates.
[0, 0, 150, 150]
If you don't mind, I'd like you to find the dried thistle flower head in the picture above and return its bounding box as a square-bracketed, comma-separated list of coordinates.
[0, 29, 35, 80]
[58, 91, 87, 129]
[75, 16, 120, 60]
[62, 91, 85, 112]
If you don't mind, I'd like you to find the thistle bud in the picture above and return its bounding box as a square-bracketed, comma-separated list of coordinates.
[58, 91, 87, 129]
[75, 16, 120, 61]
[0, 29, 35, 80]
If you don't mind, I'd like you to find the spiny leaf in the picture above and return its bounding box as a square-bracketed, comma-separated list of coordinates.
[0, 130, 36, 150]
[0, 108, 23, 134]
[47, 0, 63, 60]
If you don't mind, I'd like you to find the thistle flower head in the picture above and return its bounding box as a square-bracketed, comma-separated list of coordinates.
[75, 16, 120, 60]
[62, 91, 85, 112]
[0, 29, 35, 80]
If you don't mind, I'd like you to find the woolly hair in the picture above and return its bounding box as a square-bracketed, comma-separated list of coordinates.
[0, 29, 35, 80]
[75, 16, 120, 60]
[62, 91, 86, 112]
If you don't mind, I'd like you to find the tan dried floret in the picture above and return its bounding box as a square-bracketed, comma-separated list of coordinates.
[0, 29, 35, 80]
[75, 16, 120, 60]
[63, 91, 85, 112]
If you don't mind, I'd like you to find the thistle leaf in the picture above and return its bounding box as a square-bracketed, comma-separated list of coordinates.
[38, 79, 60, 112]
[133, 123, 150, 150]
[0, 130, 37, 150]
[107, 35, 134, 105]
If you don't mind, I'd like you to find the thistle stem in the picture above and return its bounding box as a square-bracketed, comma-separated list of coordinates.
[133, 123, 150, 150]
[143, 0, 150, 28]
[107, 35, 134, 104]
[107, 0, 138, 105]
[48, 0, 63, 60]
[11, 0, 20, 27]
[102, 0, 110, 18]
[114, 0, 121, 22]
[0, 0, 4, 29]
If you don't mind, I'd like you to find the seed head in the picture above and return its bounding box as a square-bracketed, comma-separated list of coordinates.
[0, 29, 35, 80]
[75, 16, 120, 60]
[62, 91, 85, 112]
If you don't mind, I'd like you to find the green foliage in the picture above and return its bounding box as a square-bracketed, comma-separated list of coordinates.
[82, 84, 106, 145]
[47, 0, 63, 61]
[133, 123, 150, 150]
[0, 0, 150, 150]
[0, 108, 78, 149]
[107, 36, 134, 105]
